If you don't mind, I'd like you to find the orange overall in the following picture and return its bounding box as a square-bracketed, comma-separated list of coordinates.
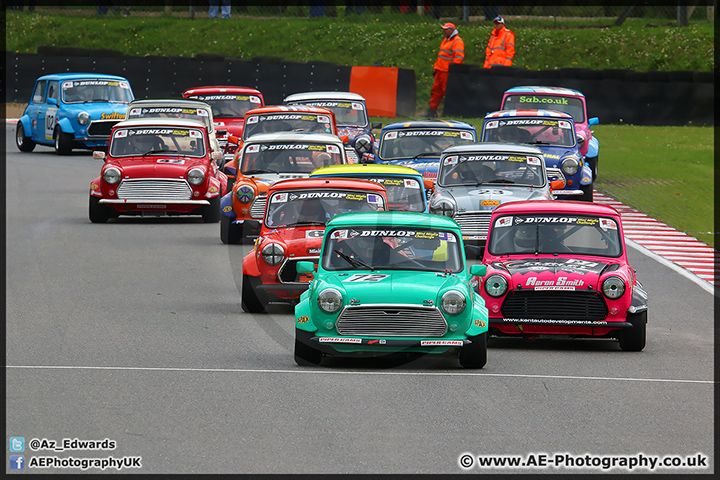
[429, 33, 465, 111]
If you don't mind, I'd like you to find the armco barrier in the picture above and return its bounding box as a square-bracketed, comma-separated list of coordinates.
[443, 64, 714, 126]
[5, 50, 415, 117]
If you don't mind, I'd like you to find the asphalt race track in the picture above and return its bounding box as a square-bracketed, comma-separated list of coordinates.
[4, 125, 714, 474]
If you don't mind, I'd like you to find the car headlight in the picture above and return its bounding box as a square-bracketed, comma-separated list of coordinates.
[354, 135, 372, 154]
[317, 288, 343, 314]
[430, 199, 456, 218]
[441, 290, 466, 315]
[261, 243, 285, 266]
[235, 184, 255, 203]
[601, 276, 626, 299]
[187, 168, 205, 185]
[561, 155, 580, 176]
[484, 274, 508, 297]
[77, 112, 90, 125]
[103, 167, 121, 185]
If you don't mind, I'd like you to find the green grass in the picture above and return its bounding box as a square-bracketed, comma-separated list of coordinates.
[6, 10, 715, 248]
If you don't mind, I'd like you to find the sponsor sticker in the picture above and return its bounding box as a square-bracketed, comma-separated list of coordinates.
[460, 131, 474, 140]
[246, 144, 260, 153]
[306, 230, 324, 238]
[600, 218, 617, 230]
[421, 340, 463, 346]
[330, 229, 348, 239]
[326, 145, 340, 154]
[297, 315, 310, 324]
[246, 116, 259, 124]
[157, 159, 185, 164]
[318, 337, 362, 344]
[481, 200, 500, 207]
[527, 156, 541, 166]
[443, 155, 458, 165]
[474, 319, 487, 328]
[384, 131, 398, 140]
[114, 130, 128, 138]
[404, 179, 419, 189]
[496, 216, 513, 228]
[271, 192, 288, 203]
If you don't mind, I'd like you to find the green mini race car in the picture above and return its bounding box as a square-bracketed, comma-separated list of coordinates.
[293, 211, 489, 368]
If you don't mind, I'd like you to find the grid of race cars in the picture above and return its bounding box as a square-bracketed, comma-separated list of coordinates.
[15, 73, 646, 368]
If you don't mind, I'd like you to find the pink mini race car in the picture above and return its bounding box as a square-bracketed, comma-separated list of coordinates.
[475, 200, 647, 350]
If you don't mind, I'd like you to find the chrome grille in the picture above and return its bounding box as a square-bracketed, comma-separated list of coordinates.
[502, 291, 608, 321]
[345, 148, 359, 164]
[87, 120, 121, 137]
[117, 179, 192, 201]
[336, 305, 448, 337]
[454, 212, 492, 237]
[278, 257, 317, 283]
[250, 196, 267, 218]
[545, 167, 567, 185]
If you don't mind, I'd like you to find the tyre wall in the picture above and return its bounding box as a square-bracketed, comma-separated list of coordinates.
[443, 64, 714, 126]
[6, 49, 416, 117]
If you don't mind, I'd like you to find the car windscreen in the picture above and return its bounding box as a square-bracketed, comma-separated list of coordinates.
[62, 79, 133, 104]
[438, 153, 545, 187]
[243, 113, 334, 140]
[265, 190, 386, 228]
[186, 94, 262, 119]
[482, 118, 576, 147]
[290, 101, 368, 128]
[110, 127, 207, 158]
[487, 214, 623, 257]
[126, 106, 212, 130]
[322, 227, 463, 272]
[240, 142, 344, 174]
[355, 176, 426, 212]
[379, 129, 476, 160]
[503, 95, 586, 123]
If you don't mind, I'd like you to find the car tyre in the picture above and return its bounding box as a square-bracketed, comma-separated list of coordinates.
[459, 331, 487, 368]
[579, 183, 594, 202]
[241, 273, 266, 313]
[202, 195, 221, 223]
[89, 196, 109, 224]
[16, 123, 36, 152]
[294, 329, 323, 366]
[54, 126, 73, 155]
[220, 214, 242, 244]
[586, 155, 599, 180]
[619, 310, 646, 351]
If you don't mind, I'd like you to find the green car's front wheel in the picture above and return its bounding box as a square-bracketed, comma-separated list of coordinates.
[295, 329, 322, 366]
[459, 332, 487, 368]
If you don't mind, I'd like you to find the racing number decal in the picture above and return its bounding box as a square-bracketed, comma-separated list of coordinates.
[343, 274, 389, 282]
[45, 108, 58, 140]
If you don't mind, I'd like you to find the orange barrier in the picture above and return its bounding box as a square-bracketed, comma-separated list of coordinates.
[350, 66, 399, 118]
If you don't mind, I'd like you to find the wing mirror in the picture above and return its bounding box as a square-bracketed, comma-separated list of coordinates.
[93, 150, 106, 161]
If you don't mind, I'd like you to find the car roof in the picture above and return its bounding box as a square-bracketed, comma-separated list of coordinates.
[268, 177, 388, 193]
[492, 200, 620, 217]
[485, 109, 574, 120]
[504, 85, 586, 97]
[326, 211, 461, 231]
[382, 119, 476, 130]
[36, 73, 129, 82]
[310, 163, 424, 177]
[245, 105, 334, 115]
[284, 91, 367, 103]
[129, 98, 212, 108]
[242, 131, 344, 143]
[113, 118, 208, 129]
[442, 143, 544, 156]
[183, 86, 263, 96]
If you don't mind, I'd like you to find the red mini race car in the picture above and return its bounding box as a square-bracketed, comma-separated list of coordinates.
[241, 177, 389, 313]
[182, 85, 265, 159]
[89, 118, 227, 223]
[475, 200, 648, 350]
[222, 104, 344, 189]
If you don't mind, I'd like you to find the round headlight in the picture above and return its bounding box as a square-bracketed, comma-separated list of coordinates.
[484, 274, 508, 298]
[441, 290, 466, 315]
[354, 135, 372, 154]
[77, 112, 90, 125]
[602, 276, 626, 299]
[261, 243, 285, 266]
[235, 184, 255, 203]
[561, 155, 580, 176]
[317, 288, 343, 314]
[103, 167, 121, 185]
[431, 199, 456, 218]
[187, 168, 205, 185]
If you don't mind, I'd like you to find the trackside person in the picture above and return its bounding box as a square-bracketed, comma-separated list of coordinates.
[483, 16, 515, 68]
[427, 22, 465, 118]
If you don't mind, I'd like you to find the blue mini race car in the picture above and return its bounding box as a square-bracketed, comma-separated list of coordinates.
[364, 120, 477, 179]
[16, 73, 134, 155]
[480, 109, 594, 202]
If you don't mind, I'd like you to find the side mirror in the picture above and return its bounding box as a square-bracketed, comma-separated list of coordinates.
[588, 117, 599, 126]
[227, 135, 239, 145]
[469, 264, 487, 277]
[577, 135, 585, 148]
[47, 97, 58, 106]
[296, 261, 317, 273]
[212, 151, 225, 169]
[371, 121, 382, 130]
[423, 178, 435, 193]
[339, 134, 350, 144]
[549, 179, 565, 190]
[93, 150, 106, 161]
